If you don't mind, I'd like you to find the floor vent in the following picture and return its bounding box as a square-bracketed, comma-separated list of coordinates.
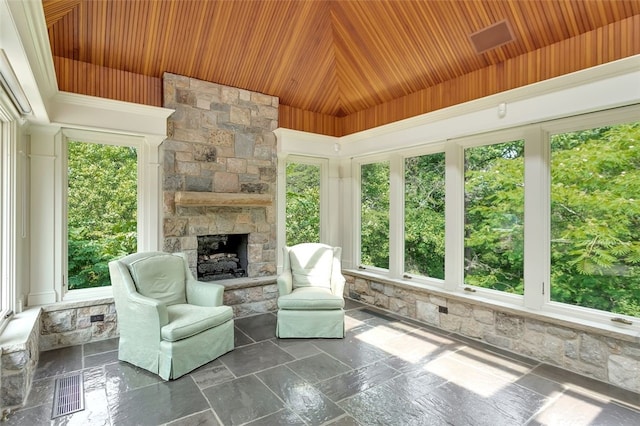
[51, 374, 85, 419]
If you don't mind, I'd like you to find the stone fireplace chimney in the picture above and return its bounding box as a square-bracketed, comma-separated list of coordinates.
[161, 73, 278, 278]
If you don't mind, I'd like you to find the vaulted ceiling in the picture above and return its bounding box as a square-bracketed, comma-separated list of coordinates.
[43, 0, 640, 136]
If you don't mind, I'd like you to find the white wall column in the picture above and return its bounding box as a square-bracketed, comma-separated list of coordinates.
[28, 124, 60, 305]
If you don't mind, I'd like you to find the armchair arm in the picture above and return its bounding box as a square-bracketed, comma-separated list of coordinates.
[277, 270, 293, 296]
[186, 278, 224, 307]
[331, 273, 346, 298]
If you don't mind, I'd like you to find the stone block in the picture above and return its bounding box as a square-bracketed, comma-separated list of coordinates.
[472, 307, 494, 325]
[221, 87, 239, 104]
[185, 176, 212, 192]
[370, 282, 385, 293]
[230, 106, 251, 126]
[163, 218, 188, 237]
[416, 300, 439, 326]
[609, 355, 640, 393]
[235, 133, 256, 159]
[389, 298, 408, 316]
[227, 158, 247, 173]
[251, 92, 273, 106]
[42, 309, 77, 334]
[213, 172, 239, 193]
[448, 301, 471, 317]
[163, 175, 183, 191]
[579, 334, 607, 366]
[193, 144, 217, 162]
[495, 312, 525, 338]
[176, 161, 201, 176]
[374, 293, 389, 309]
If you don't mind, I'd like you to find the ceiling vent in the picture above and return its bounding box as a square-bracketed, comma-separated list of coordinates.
[469, 20, 515, 54]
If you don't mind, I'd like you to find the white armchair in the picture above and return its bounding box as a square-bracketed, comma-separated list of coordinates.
[108, 252, 234, 380]
[276, 243, 345, 338]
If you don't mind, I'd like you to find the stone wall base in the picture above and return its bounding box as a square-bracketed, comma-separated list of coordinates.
[344, 272, 640, 395]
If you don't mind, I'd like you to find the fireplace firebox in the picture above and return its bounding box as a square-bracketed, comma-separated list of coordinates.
[197, 234, 248, 281]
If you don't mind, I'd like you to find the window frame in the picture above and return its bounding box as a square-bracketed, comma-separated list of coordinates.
[283, 155, 326, 245]
[353, 154, 394, 275]
[60, 128, 147, 301]
[401, 143, 447, 286]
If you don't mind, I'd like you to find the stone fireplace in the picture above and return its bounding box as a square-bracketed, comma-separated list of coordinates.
[161, 73, 278, 279]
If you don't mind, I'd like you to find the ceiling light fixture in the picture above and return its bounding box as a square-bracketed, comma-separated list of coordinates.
[0, 49, 32, 115]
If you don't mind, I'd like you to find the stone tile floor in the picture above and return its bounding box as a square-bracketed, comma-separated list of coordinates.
[6, 299, 640, 425]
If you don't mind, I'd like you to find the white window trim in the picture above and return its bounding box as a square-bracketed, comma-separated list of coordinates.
[59, 128, 157, 301]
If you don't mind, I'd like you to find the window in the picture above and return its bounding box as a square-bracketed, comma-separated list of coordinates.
[360, 161, 390, 269]
[285, 160, 320, 245]
[550, 122, 640, 316]
[464, 140, 525, 294]
[404, 152, 445, 279]
[66, 139, 138, 290]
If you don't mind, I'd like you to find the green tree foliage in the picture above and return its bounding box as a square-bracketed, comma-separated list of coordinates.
[550, 123, 640, 316]
[464, 140, 525, 294]
[361, 162, 390, 268]
[67, 141, 137, 289]
[405, 153, 445, 279]
[285, 162, 320, 245]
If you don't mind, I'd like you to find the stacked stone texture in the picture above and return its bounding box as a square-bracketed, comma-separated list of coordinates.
[162, 73, 278, 278]
[344, 273, 640, 394]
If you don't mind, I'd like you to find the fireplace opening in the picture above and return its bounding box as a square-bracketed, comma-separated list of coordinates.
[197, 234, 248, 281]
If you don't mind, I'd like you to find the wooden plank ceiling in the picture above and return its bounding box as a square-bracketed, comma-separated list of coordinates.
[44, 0, 640, 136]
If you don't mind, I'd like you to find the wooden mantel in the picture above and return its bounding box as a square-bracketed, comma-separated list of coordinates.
[174, 191, 272, 207]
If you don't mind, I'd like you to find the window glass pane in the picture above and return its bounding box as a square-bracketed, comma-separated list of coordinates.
[285, 161, 320, 245]
[550, 122, 640, 316]
[405, 153, 445, 279]
[67, 141, 138, 289]
[464, 140, 524, 294]
[361, 161, 389, 269]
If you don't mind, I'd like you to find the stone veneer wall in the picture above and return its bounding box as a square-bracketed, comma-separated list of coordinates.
[345, 273, 640, 394]
[162, 73, 278, 277]
[39, 300, 118, 351]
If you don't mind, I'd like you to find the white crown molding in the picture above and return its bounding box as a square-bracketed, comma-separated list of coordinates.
[49, 91, 174, 138]
[274, 128, 339, 157]
[338, 55, 640, 157]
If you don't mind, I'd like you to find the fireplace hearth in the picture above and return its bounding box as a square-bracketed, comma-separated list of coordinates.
[197, 234, 248, 281]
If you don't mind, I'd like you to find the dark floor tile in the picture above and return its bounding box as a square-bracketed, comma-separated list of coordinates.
[108, 376, 209, 425]
[219, 340, 294, 376]
[234, 313, 277, 342]
[20, 377, 55, 411]
[271, 337, 322, 359]
[202, 375, 284, 425]
[166, 409, 221, 426]
[312, 333, 390, 369]
[323, 414, 364, 426]
[256, 365, 345, 424]
[344, 298, 367, 310]
[415, 379, 548, 426]
[3, 404, 51, 426]
[190, 363, 235, 389]
[83, 338, 119, 356]
[447, 345, 534, 381]
[286, 352, 352, 384]
[316, 360, 399, 402]
[515, 372, 567, 398]
[234, 326, 254, 347]
[532, 363, 640, 409]
[340, 370, 445, 426]
[84, 349, 119, 368]
[529, 388, 640, 426]
[34, 346, 84, 380]
[244, 409, 306, 425]
[104, 360, 163, 397]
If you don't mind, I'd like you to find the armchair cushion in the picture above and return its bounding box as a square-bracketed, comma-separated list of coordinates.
[290, 244, 333, 289]
[128, 254, 186, 306]
[278, 287, 344, 310]
[162, 304, 233, 342]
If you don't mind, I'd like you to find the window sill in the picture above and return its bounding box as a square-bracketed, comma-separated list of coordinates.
[343, 269, 640, 344]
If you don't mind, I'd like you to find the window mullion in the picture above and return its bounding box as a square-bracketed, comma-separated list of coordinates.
[444, 141, 464, 292]
[388, 154, 404, 279]
[523, 126, 549, 310]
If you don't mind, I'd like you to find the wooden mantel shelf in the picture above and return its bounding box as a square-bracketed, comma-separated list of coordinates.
[175, 191, 272, 207]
